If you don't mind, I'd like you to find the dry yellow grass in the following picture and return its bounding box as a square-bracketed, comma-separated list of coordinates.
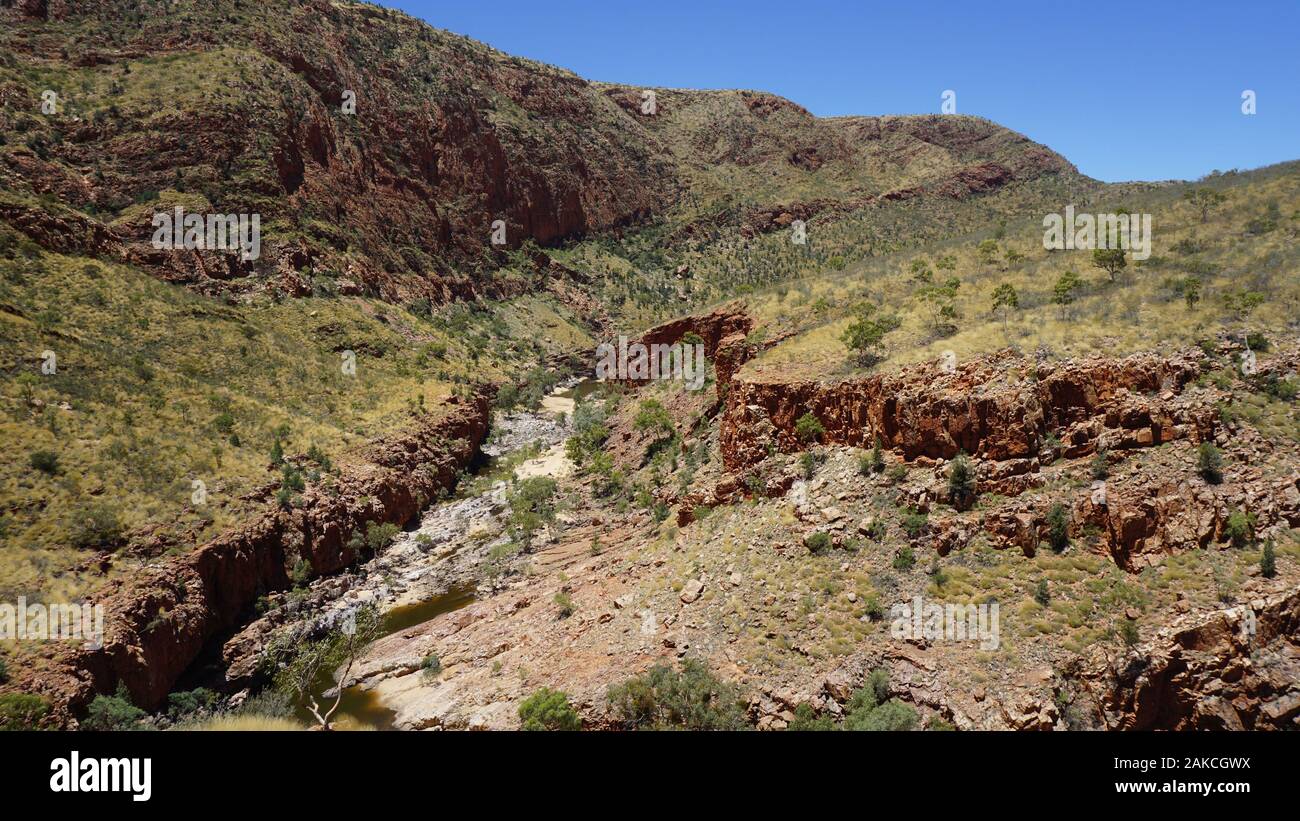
[182, 714, 307, 732]
[742, 165, 1300, 382]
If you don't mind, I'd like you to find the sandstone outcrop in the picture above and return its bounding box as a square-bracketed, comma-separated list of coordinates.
[1081, 588, 1300, 730]
[720, 349, 1210, 471]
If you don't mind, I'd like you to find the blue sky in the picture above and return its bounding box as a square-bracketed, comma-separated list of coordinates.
[383, 0, 1299, 183]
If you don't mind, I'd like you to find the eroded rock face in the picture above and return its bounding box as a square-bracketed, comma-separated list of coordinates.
[720, 349, 1209, 470]
[2, 4, 1087, 305]
[605, 302, 754, 390]
[5, 390, 492, 724]
[1082, 589, 1300, 730]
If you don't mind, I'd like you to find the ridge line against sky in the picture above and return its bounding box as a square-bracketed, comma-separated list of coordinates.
[383, 0, 1300, 183]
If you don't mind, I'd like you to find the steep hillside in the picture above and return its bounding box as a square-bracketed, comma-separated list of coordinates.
[1, 0, 1088, 307]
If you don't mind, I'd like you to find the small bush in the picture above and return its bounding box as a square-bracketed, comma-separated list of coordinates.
[0, 693, 49, 730]
[1197, 442, 1223, 484]
[30, 450, 60, 475]
[1246, 331, 1269, 351]
[69, 503, 124, 549]
[799, 451, 818, 479]
[554, 591, 575, 619]
[166, 688, 219, 721]
[421, 652, 442, 676]
[236, 690, 294, 719]
[1224, 509, 1256, 547]
[845, 698, 918, 731]
[606, 659, 748, 730]
[946, 452, 976, 510]
[280, 464, 305, 493]
[518, 687, 581, 731]
[83, 684, 148, 731]
[507, 476, 558, 543]
[794, 412, 825, 443]
[1046, 503, 1070, 552]
[786, 703, 835, 731]
[1034, 579, 1050, 607]
[290, 558, 312, 589]
[805, 531, 832, 554]
[840, 670, 912, 731]
[1118, 618, 1139, 647]
[859, 437, 886, 476]
[1260, 541, 1276, 578]
[928, 559, 948, 587]
[899, 509, 927, 538]
[1261, 375, 1298, 402]
[365, 521, 401, 555]
[1090, 450, 1109, 479]
[893, 545, 916, 571]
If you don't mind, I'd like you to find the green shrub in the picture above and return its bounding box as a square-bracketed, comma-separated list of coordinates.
[1197, 442, 1223, 484]
[69, 503, 124, 549]
[83, 684, 148, 731]
[518, 687, 581, 731]
[865, 668, 890, 705]
[859, 437, 886, 475]
[554, 591, 575, 619]
[1046, 503, 1070, 552]
[842, 680, 883, 717]
[840, 669, 914, 730]
[886, 463, 908, 483]
[1224, 509, 1256, 547]
[421, 652, 442, 676]
[1119, 618, 1139, 647]
[794, 412, 825, 443]
[290, 558, 312, 589]
[166, 688, 218, 721]
[1034, 579, 1050, 607]
[30, 450, 60, 475]
[212, 411, 236, 434]
[845, 699, 918, 731]
[927, 716, 956, 731]
[893, 545, 916, 571]
[507, 476, 558, 542]
[946, 452, 976, 510]
[1261, 375, 1298, 401]
[565, 400, 609, 466]
[786, 703, 835, 731]
[799, 451, 818, 479]
[1260, 541, 1276, 578]
[805, 531, 832, 554]
[365, 521, 401, 555]
[900, 509, 927, 538]
[635, 400, 678, 459]
[0, 657, 6, 683]
[280, 464, 306, 493]
[1090, 450, 1109, 479]
[927, 559, 947, 587]
[606, 659, 748, 730]
[0, 693, 49, 730]
[305, 444, 333, 472]
[276, 486, 296, 510]
[862, 593, 886, 621]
